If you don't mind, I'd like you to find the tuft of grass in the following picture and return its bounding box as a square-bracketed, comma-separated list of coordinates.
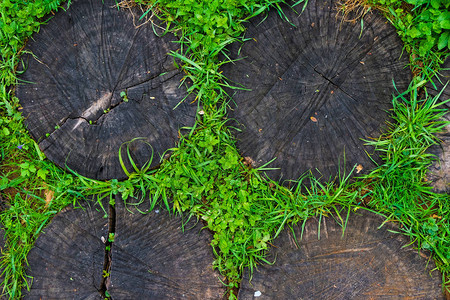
[357, 82, 450, 287]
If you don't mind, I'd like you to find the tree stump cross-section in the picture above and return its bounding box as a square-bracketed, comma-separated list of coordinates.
[238, 209, 445, 299]
[222, 0, 411, 183]
[16, 0, 196, 180]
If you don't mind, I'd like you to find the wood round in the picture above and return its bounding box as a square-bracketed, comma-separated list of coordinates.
[222, 0, 411, 182]
[238, 209, 444, 299]
[108, 200, 225, 299]
[24, 199, 225, 299]
[16, 0, 196, 180]
[426, 56, 450, 193]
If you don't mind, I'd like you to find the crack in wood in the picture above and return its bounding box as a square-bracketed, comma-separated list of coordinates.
[38, 97, 127, 142]
[312, 67, 362, 104]
[99, 195, 117, 299]
[39, 68, 182, 144]
[124, 69, 180, 91]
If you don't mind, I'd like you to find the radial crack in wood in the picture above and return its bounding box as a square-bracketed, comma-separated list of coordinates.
[99, 202, 116, 297]
[108, 199, 226, 299]
[237, 209, 444, 299]
[221, 0, 411, 183]
[16, 0, 196, 180]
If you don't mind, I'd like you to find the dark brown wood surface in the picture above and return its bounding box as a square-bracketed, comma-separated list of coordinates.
[222, 0, 411, 183]
[238, 209, 444, 299]
[109, 200, 226, 299]
[426, 57, 450, 193]
[16, 0, 196, 180]
[24, 199, 225, 299]
[24, 201, 106, 299]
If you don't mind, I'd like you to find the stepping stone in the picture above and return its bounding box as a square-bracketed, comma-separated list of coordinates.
[24, 199, 225, 299]
[238, 209, 444, 299]
[16, 0, 196, 180]
[222, 0, 411, 182]
[426, 56, 450, 193]
[24, 201, 106, 299]
[109, 199, 225, 299]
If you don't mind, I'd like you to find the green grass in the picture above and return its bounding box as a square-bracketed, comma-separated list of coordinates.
[359, 83, 450, 280]
[0, 0, 449, 299]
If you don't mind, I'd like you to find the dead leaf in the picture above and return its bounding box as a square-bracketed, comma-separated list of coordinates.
[243, 156, 256, 167]
[310, 116, 318, 122]
[356, 164, 363, 173]
[44, 189, 54, 207]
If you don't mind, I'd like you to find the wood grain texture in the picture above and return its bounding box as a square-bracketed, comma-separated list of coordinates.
[238, 209, 444, 299]
[16, 0, 196, 180]
[24, 198, 225, 299]
[222, 0, 411, 183]
[426, 57, 450, 193]
[109, 200, 226, 299]
[24, 201, 107, 299]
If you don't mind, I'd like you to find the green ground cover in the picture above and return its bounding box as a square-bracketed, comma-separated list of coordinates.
[0, 0, 449, 299]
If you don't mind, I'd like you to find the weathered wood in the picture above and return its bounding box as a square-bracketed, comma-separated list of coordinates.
[238, 209, 444, 299]
[222, 0, 411, 183]
[109, 199, 226, 299]
[24, 201, 106, 299]
[16, 0, 196, 180]
[24, 198, 225, 299]
[426, 57, 450, 193]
